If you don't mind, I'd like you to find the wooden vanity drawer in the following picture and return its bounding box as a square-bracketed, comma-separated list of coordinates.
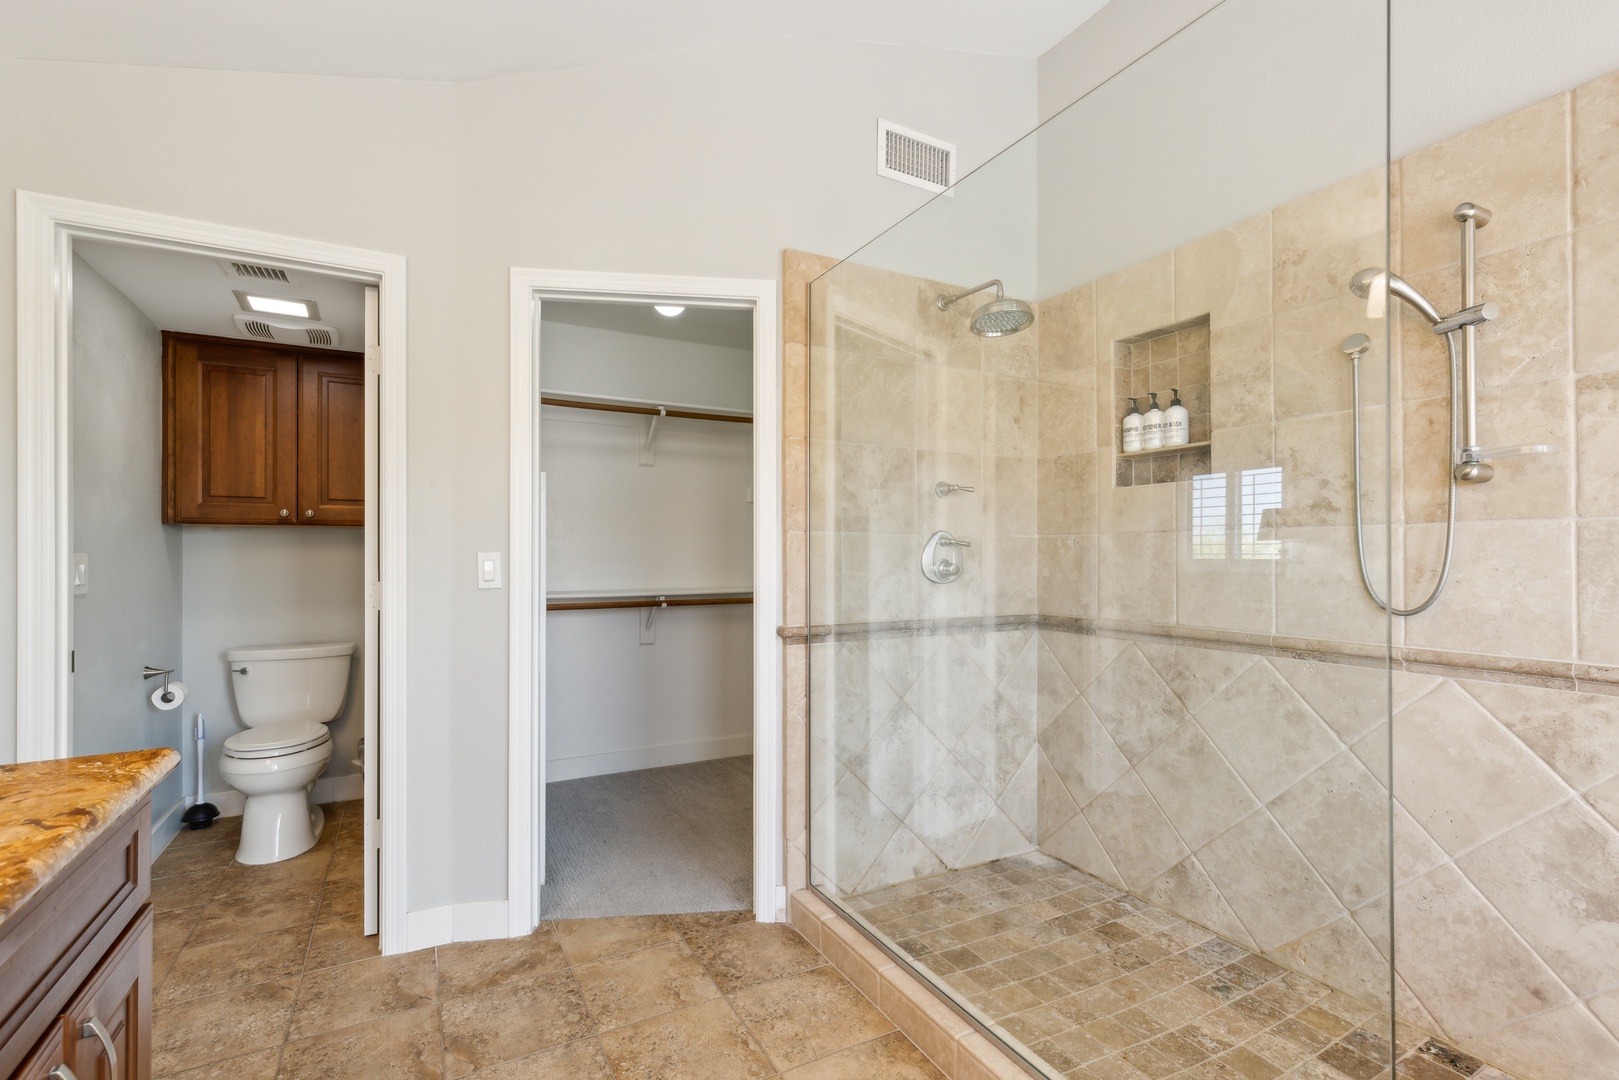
[0, 802, 149, 1079]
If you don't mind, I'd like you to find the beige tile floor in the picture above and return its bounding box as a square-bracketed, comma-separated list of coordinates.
[846, 854, 1523, 1080]
[150, 801, 945, 1079]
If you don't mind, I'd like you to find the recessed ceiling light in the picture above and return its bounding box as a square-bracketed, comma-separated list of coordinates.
[654, 305, 685, 317]
[235, 291, 318, 320]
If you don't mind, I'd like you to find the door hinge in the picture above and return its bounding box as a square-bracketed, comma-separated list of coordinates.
[365, 816, 381, 850]
[70, 650, 75, 673]
[368, 580, 383, 611]
[366, 345, 382, 376]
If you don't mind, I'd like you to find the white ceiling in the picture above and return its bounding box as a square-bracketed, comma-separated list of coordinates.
[542, 300, 754, 351]
[75, 240, 366, 348]
[0, 0, 1108, 82]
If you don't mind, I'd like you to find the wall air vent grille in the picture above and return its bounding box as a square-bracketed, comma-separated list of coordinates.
[305, 328, 333, 346]
[241, 319, 277, 340]
[877, 120, 956, 195]
[220, 259, 295, 284]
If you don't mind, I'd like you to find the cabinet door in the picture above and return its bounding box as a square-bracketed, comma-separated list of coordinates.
[14, 1017, 71, 1080]
[166, 338, 298, 524]
[298, 354, 365, 526]
[66, 907, 151, 1080]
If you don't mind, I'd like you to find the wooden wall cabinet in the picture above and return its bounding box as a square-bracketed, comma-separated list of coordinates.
[0, 802, 153, 1080]
[163, 332, 363, 526]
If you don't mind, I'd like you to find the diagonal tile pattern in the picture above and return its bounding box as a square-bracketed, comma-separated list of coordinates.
[811, 630, 1041, 896]
[151, 802, 943, 1079]
[848, 853, 1525, 1080]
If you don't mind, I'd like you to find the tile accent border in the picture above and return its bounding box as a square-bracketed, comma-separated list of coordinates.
[779, 615, 1619, 694]
[791, 888, 1040, 1080]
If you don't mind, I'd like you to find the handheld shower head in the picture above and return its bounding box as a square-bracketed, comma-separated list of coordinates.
[935, 279, 1036, 337]
[1349, 267, 1444, 324]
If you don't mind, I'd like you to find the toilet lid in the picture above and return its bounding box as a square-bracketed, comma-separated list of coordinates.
[223, 721, 331, 759]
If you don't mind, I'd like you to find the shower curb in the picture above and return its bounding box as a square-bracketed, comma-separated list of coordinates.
[790, 888, 1043, 1080]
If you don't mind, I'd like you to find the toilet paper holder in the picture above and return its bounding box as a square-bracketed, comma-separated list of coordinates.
[142, 666, 178, 705]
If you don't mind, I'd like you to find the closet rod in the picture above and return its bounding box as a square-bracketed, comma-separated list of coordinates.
[540, 395, 752, 425]
[547, 594, 753, 612]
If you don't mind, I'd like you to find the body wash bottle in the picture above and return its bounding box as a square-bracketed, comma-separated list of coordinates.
[1164, 388, 1189, 446]
[1122, 398, 1143, 452]
[1142, 392, 1164, 449]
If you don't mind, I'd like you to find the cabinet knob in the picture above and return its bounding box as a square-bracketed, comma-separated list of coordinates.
[306, 509, 315, 518]
[279, 509, 289, 518]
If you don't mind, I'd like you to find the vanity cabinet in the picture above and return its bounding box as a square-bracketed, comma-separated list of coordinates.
[0, 800, 153, 1080]
[162, 332, 364, 526]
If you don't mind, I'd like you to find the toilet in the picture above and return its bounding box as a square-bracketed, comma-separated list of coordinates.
[220, 642, 355, 865]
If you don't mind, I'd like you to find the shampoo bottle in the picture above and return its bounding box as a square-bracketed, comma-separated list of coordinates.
[1164, 388, 1189, 447]
[1122, 398, 1143, 453]
[1142, 392, 1164, 449]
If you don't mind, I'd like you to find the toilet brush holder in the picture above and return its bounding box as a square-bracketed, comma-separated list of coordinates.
[181, 713, 220, 830]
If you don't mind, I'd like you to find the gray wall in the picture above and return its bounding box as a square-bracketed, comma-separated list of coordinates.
[69, 256, 185, 821]
[0, 37, 1036, 914]
[180, 527, 366, 797]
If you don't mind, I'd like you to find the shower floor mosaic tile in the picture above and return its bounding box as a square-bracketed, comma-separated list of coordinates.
[845, 854, 1522, 1080]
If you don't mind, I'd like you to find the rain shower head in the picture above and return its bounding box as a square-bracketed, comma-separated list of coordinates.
[1349, 267, 1443, 324]
[935, 279, 1035, 337]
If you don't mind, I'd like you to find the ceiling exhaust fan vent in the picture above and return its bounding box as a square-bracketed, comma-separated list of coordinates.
[219, 259, 295, 285]
[877, 120, 956, 196]
[232, 313, 341, 348]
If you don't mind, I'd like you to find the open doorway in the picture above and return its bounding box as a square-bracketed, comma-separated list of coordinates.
[507, 269, 783, 932]
[16, 192, 408, 951]
[539, 299, 756, 917]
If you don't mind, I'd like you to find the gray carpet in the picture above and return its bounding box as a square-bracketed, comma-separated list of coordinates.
[542, 755, 753, 919]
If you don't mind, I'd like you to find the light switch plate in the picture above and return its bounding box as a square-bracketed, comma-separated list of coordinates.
[477, 551, 502, 589]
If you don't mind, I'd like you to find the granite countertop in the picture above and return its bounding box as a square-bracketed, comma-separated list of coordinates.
[0, 748, 180, 927]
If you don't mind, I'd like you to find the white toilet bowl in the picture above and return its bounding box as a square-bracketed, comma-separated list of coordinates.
[221, 642, 354, 865]
[221, 722, 335, 864]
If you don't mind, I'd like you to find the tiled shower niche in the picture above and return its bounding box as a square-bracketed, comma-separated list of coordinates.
[1113, 316, 1212, 487]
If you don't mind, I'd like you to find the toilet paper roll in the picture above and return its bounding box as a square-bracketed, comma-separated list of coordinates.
[151, 681, 187, 711]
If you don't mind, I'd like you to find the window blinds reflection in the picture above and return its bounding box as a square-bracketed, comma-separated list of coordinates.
[1190, 467, 1282, 560]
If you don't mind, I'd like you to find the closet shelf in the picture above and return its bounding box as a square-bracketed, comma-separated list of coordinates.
[541, 392, 752, 425]
[547, 591, 753, 612]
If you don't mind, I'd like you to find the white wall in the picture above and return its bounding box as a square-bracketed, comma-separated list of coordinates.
[539, 321, 751, 413]
[0, 39, 1036, 914]
[69, 256, 185, 824]
[542, 319, 753, 777]
[179, 527, 365, 797]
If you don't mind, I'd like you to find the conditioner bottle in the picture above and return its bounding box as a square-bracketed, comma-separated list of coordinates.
[1142, 392, 1164, 449]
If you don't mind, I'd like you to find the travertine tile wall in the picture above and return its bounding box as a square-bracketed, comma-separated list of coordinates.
[783, 254, 1043, 901]
[1034, 68, 1619, 1080]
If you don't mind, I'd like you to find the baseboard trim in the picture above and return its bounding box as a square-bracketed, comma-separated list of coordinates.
[404, 901, 511, 952]
[195, 772, 365, 820]
[152, 796, 188, 857]
[547, 735, 753, 783]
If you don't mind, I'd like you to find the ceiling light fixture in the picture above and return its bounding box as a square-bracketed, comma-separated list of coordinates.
[654, 305, 685, 317]
[235, 291, 318, 320]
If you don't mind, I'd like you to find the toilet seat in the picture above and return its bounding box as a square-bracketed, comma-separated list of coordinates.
[223, 720, 331, 760]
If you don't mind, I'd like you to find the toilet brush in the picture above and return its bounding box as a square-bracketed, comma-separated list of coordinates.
[180, 713, 220, 830]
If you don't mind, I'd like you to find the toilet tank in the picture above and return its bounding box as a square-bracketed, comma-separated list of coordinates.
[227, 642, 356, 726]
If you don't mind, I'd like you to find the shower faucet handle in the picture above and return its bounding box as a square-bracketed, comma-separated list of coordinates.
[934, 482, 976, 498]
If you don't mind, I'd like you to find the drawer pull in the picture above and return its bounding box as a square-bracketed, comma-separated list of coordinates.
[82, 1016, 117, 1076]
[49, 1067, 80, 1080]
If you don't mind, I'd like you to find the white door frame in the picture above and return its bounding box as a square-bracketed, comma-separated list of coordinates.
[14, 190, 411, 954]
[508, 268, 784, 932]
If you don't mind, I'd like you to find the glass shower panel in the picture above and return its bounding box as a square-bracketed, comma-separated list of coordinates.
[808, 1, 1395, 1077]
